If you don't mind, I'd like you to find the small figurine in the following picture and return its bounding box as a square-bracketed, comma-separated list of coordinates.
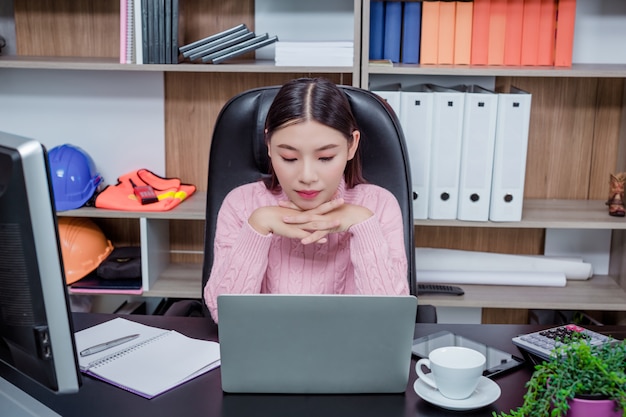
[606, 173, 626, 217]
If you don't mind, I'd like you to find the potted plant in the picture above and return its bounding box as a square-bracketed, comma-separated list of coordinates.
[493, 337, 626, 417]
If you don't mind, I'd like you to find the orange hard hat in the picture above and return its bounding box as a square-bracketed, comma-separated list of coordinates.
[57, 217, 114, 284]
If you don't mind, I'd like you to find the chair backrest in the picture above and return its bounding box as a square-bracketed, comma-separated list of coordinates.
[202, 84, 417, 308]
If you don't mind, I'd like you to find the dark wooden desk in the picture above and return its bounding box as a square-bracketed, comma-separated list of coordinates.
[9, 314, 626, 417]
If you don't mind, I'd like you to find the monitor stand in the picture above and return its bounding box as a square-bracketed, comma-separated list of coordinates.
[0, 377, 61, 417]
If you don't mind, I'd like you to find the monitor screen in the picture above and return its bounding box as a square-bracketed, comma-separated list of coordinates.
[0, 131, 81, 414]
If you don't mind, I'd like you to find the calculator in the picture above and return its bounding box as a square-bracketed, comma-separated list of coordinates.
[512, 324, 615, 361]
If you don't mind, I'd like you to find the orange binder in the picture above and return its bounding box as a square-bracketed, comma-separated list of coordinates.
[554, 0, 576, 67]
[437, 0, 456, 64]
[521, 0, 541, 65]
[471, 0, 490, 65]
[537, 0, 557, 65]
[454, 0, 473, 65]
[487, 0, 507, 65]
[420, 1, 441, 64]
[503, 0, 524, 66]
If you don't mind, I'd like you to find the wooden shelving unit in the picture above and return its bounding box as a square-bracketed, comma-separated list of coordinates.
[359, 0, 626, 322]
[59, 196, 626, 311]
[5, 0, 626, 321]
[56, 196, 626, 231]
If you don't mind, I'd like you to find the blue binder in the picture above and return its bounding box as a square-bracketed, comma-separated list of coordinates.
[402, 1, 422, 64]
[383, 1, 402, 63]
[369, 1, 385, 60]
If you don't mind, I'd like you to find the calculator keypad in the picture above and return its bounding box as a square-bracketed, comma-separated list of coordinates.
[512, 324, 613, 360]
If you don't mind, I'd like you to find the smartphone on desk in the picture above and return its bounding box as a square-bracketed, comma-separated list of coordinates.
[412, 330, 525, 378]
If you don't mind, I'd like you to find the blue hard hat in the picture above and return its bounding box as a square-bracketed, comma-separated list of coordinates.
[48, 144, 102, 211]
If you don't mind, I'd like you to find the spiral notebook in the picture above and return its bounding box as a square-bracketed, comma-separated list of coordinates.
[74, 317, 221, 399]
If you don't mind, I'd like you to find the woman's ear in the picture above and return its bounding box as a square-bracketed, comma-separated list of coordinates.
[347, 130, 360, 161]
[265, 129, 272, 159]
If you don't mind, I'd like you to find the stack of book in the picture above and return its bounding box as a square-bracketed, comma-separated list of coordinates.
[120, 0, 182, 64]
[274, 41, 354, 67]
[370, 0, 576, 67]
[179, 25, 278, 64]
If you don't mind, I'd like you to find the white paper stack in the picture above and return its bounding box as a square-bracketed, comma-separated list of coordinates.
[416, 248, 593, 287]
[274, 41, 353, 66]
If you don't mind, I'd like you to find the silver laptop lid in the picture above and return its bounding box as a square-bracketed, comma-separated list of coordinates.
[217, 294, 417, 394]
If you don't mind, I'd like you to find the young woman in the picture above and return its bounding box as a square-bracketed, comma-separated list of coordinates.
[204, 78, 409, 322]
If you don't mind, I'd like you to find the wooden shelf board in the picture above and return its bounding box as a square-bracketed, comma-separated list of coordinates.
[5, 57, 625, 77]
[57, 192, 207, 220]
[414, 199, 626, 229]
[60, 197, 621, 227]
[143, 263, 203, 299]
[138, 263, 626, 312]
[0, 56, 353, 74]
[419, 275, 626, 310]
[367, 63, 626, 78]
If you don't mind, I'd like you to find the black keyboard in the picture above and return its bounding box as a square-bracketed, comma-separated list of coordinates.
[417, 283, 464, 295]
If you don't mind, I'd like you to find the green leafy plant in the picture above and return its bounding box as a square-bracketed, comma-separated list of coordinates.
[494, 337, 626, 417]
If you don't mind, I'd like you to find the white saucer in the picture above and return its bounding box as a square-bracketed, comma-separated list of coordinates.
[413, 376, 501, 411]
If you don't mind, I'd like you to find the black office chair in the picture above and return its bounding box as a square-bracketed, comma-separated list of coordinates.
[197, 83, 436, 323]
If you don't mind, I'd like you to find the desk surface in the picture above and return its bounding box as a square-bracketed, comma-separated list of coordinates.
[7, 314, 626, 417]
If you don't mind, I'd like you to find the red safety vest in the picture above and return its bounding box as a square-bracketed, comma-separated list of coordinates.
[95, 169, 196, 211]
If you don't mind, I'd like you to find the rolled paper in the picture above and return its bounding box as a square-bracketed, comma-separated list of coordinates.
[415, 248, 592, 280]
[416, 270, 567, 287]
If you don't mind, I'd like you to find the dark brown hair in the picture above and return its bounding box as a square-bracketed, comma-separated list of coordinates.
[263, 78, 365, 191]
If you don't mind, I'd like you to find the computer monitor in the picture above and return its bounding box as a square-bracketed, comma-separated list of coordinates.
[0, 131, 81, 416]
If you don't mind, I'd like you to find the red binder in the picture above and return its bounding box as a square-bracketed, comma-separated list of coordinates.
[454, 0, 473, 65]
[503, 0, 524, 66]
[438, 0, 456, 64]
[471, 0, 491, 65]
[487, 0, 507, 65]
[521, 0, 541, 65]
[554, 0, 576, 67]
[420, 1, 441, 64]
[537, 0, 557, 66]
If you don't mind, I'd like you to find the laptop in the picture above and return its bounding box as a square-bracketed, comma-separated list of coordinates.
[217, 294, 417, 394]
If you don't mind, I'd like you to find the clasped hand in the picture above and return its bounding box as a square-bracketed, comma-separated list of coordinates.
[248, 198, 373, 245]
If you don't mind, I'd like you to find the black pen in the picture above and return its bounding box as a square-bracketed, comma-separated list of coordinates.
[79, 334, 140, 357]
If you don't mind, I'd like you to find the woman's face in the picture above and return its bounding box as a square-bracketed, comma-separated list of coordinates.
[268, 120, 359, 210]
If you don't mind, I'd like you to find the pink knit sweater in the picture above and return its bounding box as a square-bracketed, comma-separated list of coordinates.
[203, 180, 409, 322]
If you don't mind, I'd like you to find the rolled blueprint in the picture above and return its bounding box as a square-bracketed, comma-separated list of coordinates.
[416, 270, 567, 287]
[415, 248, 592, 280]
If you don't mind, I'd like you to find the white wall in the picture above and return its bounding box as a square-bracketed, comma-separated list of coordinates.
[573, 0, 626, 64]
[0, 69, 165, 187]
[254, 0, 354, 60]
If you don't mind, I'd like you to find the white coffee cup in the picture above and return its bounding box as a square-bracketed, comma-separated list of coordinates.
[415, 346, 486, 400]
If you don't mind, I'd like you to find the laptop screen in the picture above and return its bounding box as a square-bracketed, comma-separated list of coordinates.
[217, 294, 417, 394]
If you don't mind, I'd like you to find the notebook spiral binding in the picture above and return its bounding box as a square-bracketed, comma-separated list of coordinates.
[87, 331, 171, 369]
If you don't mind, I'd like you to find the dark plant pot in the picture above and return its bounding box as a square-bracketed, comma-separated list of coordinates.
[566, 396, 621, 417]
